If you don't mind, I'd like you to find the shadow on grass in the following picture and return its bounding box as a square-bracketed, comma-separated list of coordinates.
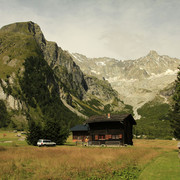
[0, 146, 6, 151]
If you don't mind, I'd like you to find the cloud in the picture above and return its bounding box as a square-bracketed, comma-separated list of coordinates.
[0, 0, 180, 60]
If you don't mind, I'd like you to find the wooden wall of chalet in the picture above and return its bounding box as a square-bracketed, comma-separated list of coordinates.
[123, 120, 133, 145]
[88, 121, 124, 142]
[72, 131, 89, 142]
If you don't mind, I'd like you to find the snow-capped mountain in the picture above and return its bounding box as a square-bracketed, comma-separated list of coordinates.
[71, 51, 180, 119]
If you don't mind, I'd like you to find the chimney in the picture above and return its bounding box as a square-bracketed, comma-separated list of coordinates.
[108, 113, 110, 119]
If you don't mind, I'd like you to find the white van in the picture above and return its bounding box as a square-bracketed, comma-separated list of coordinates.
[37, 139, 56, 147]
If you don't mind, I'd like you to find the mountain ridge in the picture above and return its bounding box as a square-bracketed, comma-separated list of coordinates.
[0, 21, 132, 129]
[71, 50, 180, 119]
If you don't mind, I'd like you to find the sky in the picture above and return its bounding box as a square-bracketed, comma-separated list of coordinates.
[0, 0, 180, 60]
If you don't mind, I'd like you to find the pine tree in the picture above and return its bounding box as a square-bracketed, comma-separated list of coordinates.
[26, 120, 43, 146]
[44, 119, 69, 145]
[0, 100, 10, 128]
[171, 66, 180, 139]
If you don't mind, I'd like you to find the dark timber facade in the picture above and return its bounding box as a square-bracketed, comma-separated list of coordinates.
[70, 114, 136, 146]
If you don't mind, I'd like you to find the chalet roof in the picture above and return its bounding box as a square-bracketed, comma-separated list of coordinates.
[70, 124, 89, 132]
[86, 114, 136, 125]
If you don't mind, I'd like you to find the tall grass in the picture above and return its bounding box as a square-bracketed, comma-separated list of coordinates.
[0, 146, 159, 179]
[0, 138, 178, 179]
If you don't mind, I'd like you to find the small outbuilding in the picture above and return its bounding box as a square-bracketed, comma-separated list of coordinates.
[70, 114, 136, 146]
[70, 124, 89, 142]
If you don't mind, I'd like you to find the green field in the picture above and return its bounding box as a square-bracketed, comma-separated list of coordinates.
[0, 130, 28, 147]
[139, 151, 180, 180]
[0, 130, 179, 179]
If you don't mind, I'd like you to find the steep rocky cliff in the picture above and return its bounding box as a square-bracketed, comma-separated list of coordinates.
[0, 21, 88, 101]
[0, 21, 130, 129]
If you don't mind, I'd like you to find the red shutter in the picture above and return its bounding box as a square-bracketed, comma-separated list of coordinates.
[105, 135, 109, 140]
[95, 135, 98, 140]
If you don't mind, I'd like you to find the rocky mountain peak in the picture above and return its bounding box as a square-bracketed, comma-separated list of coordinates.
[145, 50, 160, 60]
[0, 21, 46, 44]
[1, 21, 33, 34]
[147, 50, 159, 56]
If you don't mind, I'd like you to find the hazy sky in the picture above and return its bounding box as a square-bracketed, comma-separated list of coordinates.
[0, 0, 180, 60]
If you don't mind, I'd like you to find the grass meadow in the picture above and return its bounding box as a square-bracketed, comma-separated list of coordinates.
[0, 131, 179, 180]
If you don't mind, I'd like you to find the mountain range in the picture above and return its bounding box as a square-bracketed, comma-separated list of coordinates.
[0, 21, 179, 139]
[71, 51, 180, 119]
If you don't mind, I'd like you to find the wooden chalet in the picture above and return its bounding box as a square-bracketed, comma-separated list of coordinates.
[70, 114, 136, 146]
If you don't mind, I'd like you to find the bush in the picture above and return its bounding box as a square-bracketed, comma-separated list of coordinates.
[0, 100, 10, 128]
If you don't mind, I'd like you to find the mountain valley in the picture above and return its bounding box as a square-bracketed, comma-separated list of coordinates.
[0, 21, 179, 139]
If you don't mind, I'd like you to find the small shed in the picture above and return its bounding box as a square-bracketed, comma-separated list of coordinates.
[70, 114, 136, 146]
[70, 124, 89, 142]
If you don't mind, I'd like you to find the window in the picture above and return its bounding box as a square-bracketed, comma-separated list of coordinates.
[112, 135, 121, 139]
[105, 135, 109, 140]
[44, 140, 51, 143]
[105, 135, 112, 140]
[99, 135, 105, 140]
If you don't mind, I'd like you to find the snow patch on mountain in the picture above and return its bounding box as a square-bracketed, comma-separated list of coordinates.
[91, 70, 100, 75]
[96, 62, 106, 66]
[149, 69, 178, 79]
